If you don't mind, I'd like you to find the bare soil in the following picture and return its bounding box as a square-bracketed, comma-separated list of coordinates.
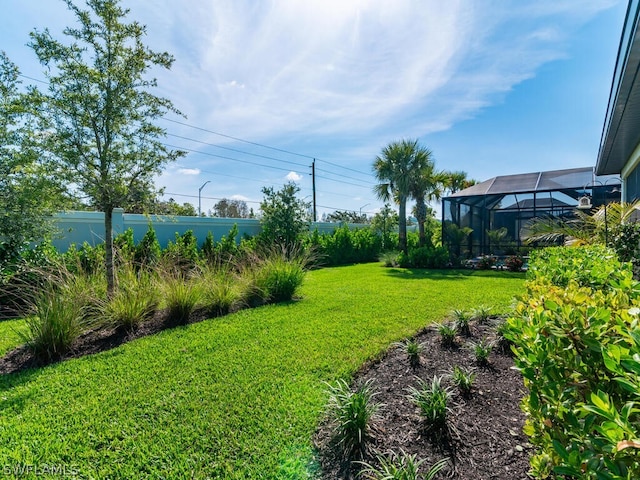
[314, 319, 533, 479]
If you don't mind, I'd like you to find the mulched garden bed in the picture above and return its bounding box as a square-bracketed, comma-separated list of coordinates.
[314, 319, 533, 479]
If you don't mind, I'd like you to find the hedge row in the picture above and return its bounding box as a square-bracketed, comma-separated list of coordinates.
[506, 245, 640, 478]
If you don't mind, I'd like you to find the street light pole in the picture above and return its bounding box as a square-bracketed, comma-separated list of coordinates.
[198, 180, 211, 216]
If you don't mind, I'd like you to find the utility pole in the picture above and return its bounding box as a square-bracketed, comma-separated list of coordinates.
[312, 160, 317, 222]
[198, 180, 211, 216]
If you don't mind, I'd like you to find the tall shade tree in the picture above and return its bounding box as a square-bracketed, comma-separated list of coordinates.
[0, 51, 65, 263]
[373, 139, 434, 253]
[29, 0, 184, 295]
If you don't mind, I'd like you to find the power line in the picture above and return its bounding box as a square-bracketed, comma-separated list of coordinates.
[167, 133, 309, 169]
[162, 143, 295, 173]
[161, 117, 317, 160]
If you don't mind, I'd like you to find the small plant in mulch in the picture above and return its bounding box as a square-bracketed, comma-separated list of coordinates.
[407, 375, 452, 431]
[357, 450, 449, 480]
[394, 338, 424, 368]
[470, 340, 493, 366]
[472, 305, 492, 323]
[436, 322, 457, 348]
[326, 378, 381, 461]
[452, 309, 472, 336]
[450, 365, 476, 396]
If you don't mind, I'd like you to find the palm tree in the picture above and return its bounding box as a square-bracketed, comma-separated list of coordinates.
[443, 171, 476, 195]
[409, 153, 444, 247]
[373, 139, 433, 253]
[523, 200, 640, 246]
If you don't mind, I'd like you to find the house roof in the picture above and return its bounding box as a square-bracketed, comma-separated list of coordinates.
[447, 167, 607, 198]
[596, 2, 640, 175]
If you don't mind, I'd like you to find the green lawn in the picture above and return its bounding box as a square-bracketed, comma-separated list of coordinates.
[0, 264, 524, 478]
[0, 317, 25, 356]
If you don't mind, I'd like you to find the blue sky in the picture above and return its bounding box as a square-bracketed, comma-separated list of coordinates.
[2, 0, 628, 218]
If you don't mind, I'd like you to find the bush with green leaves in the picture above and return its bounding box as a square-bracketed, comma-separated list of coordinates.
[326, 378, 381, 460]
[358, 450, 448, 480]
[407, 375, 452, 429]
[164, 230, 200, 272]
[134, 224, 162, 268]
[406, 245, 449, 269]
[305, 225, 382, 266]
[505, 244, 640, 478]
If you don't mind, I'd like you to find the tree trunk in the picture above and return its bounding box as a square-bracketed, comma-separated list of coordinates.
[399, 195, 407, 254]
[105, 207, 115, 297]
[416, 197, 427, 247]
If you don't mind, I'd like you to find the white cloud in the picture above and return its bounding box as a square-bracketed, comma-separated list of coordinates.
[178, 168, 201, 175]
[137, 0, 616, 142]
[230, 194, 250, 201]
[286, 171, 303, 182]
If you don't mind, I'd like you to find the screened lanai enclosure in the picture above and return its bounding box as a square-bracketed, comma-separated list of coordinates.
[442, 167, 621, 259]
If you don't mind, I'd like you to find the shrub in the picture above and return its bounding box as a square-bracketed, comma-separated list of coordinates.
[527, 244, 624, 291]
[505, 244, 640, 478]
[164, 230, 200, 272]
[505, 255, 524, 272]
[407, 246, 448, 269]
[476, 255, 495, 270]
[134, 224, 162, 268]
[326, 378, 381, 460]
[358, 450, 448, 480]
[248, 249, 307, 303]
[201, 266, 243, 316]
[407, 376, 451, 429]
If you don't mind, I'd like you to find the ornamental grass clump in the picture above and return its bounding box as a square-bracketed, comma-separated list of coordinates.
[470, 340, 493, 366]
[200, 266, 244, 317]
[162, 274, 204, 325]
[326, 379, 381, 460]
[452, 309, 472, 336]
[358, 450, 448, 480]
[19, 282, 90, 362]
[243, 246, 309, 304]
[104, 271, 158, 331]
[394, 338, 424, 368]
[436, 322, 457, 348]
[451, 365, 476, 395]
[407, 375, 452, 430]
